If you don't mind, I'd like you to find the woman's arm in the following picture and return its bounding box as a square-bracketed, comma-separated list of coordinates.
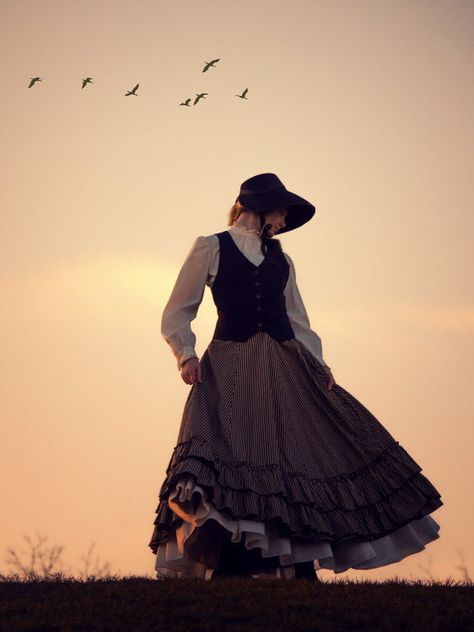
[283, 252, 330, 369]
[161, 235, 212, 370]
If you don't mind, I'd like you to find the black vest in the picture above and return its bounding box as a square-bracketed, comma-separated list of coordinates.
[210, 230, 295, 342]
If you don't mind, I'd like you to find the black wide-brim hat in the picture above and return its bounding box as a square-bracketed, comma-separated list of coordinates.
[235, 172, 316, 234]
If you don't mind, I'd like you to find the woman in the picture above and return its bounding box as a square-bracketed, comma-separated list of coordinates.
[148, 173, 443, 580]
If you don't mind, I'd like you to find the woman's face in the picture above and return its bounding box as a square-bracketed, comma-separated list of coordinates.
[264, 208, 288, 236]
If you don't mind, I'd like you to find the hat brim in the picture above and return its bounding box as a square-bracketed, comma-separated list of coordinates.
[236, 189, 316, 234]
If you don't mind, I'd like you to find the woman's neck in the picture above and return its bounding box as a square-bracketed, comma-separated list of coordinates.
[234, 212, 263, 232]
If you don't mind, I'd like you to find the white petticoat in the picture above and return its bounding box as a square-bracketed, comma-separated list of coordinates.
[154, 474, 441, 580]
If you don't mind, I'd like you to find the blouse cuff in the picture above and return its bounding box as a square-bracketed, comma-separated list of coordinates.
[177, 346, 199, 370]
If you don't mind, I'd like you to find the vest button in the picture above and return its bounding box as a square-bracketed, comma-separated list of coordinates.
[256, 306, 262, 311]
[256, 293, 261, 298]
[257, 322, 263, 327]
[254, 269, 260, 274]
[255, 281, 260, 286]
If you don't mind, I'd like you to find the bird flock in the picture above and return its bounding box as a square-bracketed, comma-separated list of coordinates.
[27, 58, 249, 106]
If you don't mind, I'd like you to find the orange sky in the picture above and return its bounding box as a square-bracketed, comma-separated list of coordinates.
[1, 0, 472, 582]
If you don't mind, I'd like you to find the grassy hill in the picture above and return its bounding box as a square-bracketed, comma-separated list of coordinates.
[0, 574, 472, 631]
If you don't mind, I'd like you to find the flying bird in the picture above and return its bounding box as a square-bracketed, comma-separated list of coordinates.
[28, 77, 42, 88]
[180, 98, 192, 106]
[125, 83, 139, 96]
[194, 92, 208, 105]
[235, 88, 249, 99]
[202, 59, 220, 72]
[82, 77, 93, 89]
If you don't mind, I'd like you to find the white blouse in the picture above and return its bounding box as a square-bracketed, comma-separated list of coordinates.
[161, 222, 329, 370]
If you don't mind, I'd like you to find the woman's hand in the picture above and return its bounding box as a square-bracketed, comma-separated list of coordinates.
[180, 357, 202, 385]
[323, 366, 335, 391]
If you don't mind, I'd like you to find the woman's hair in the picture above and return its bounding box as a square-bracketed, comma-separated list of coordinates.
[227, 200, 248, 226]
[227, 201, 283, 252]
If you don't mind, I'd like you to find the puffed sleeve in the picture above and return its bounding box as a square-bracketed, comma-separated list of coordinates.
[283, 252, 330, 369]
[161, 235, 212, 370]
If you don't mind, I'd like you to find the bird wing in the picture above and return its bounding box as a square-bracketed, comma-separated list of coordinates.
[211, 58, 220, 64]
[133, 83, 139, 91]
[243, 88, 248, 96]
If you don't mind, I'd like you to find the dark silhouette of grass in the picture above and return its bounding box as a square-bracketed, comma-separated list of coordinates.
[2, 532, 472, 629]
[0, 572, 472, 632]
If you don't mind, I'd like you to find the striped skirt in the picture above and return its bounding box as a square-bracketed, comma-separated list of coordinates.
[148, 332, 443, 579]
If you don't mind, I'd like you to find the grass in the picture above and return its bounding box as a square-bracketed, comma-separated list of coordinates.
[0, 573, 472, 631]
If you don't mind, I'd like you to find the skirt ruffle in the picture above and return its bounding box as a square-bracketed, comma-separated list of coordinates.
[149, 332, 443, 578]
[151, 474, 440, 578]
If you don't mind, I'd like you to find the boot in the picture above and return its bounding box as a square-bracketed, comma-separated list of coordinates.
[294, 560, 319, 580]
[211, 534, 254, 578]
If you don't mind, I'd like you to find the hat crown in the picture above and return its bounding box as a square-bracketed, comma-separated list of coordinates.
[239, 173, 286, 196]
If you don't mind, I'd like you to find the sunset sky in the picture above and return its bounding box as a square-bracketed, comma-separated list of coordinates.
[1, 0, 472, 582]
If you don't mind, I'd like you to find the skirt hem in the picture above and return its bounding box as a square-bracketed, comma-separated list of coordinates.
[151, 475, 441, 578]
[149, 436, 443, 551]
